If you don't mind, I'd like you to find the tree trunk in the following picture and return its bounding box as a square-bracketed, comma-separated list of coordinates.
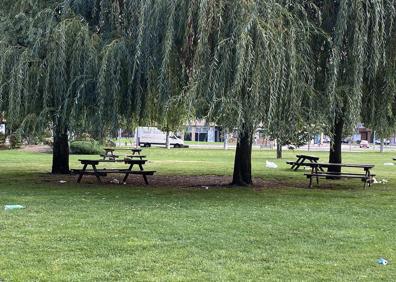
[52, 125, 69, 174]
[276, 142, 282, 159]
[223, 129, 228, 150]
[328, 118, 343, 174]
[166, 130, 171, 149]
[232, 126, 253, 186]
[380, 138, 384, 153]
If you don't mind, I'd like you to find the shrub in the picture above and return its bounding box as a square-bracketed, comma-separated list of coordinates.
[0, 133, 5, 144]
[70, 140, 102, 155]
[43, 137, 53, 147]
[9, 133, 22, 149]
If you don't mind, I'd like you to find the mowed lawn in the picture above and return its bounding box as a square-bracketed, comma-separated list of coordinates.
[0, 148, 395, 281]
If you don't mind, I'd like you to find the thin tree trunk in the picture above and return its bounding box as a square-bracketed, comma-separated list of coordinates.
[328, 118, 343, 174]
[223, 129, 228, 150]
[166, 130, 171, 149]
[52, 124, 69, 174]
[232, 126, 253, 186]
[276, 142, 282, 159]
[380, 138, 384, 153]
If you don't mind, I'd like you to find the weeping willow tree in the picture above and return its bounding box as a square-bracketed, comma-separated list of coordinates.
[0, 2, 98, 173]
[362, 19, 396, 152]
[94, 0, 194, 131]
[314, 0, 396, 171]
[189, 0, 319, 185]
[1, 0, 195, 173]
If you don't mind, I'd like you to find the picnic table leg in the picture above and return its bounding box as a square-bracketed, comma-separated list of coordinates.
[308, 165, 315, 188]
[365, 169, 371, 188]
[139, 164, 149, 184]
[77, 164, 88, 183]
[122, 164, 134, 184]
[314, 160, 324, 172]
[292, 157, 302, 170]
[315, 165, 320, 186]
[92, 164, 102, 183]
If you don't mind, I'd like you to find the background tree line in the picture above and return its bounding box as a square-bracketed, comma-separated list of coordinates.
[1, 0, 395, 185]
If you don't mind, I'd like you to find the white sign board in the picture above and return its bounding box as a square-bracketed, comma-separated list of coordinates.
[0, 124, 5, 134]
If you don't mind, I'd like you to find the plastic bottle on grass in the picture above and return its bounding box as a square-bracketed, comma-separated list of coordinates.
[377, 258, 388, 265]
[4, 205, 25, 211]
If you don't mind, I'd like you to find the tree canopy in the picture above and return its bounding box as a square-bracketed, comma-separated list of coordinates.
[1, 0, 396, 183]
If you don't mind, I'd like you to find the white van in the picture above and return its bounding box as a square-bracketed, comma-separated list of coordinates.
[136, 127, 184, 148]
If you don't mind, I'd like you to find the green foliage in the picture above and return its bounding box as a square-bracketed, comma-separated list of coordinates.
[70, 140, 102, 155]
[1, 0, 396, 168]
[314, 0, 396, 135]
[0, 132, 5, 144]
[189, 0, 320, 140]
[9, 132, 22, 148]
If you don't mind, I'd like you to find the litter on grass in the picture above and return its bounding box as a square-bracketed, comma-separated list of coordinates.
[384, 163, 394, 166]
[110, 179, 120, 184]
[4, 205, 25, 211]
[372, 178, 389, 184]
[59, 180, 67, 184]
[377, 258, 389, 265]
[266, 161, 278, 169]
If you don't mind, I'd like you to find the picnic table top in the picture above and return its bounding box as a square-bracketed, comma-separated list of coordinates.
[296, 154, 319, 159]
[79, 159, 147, 165]
[300, 162, 374, 169]
[104, 147, 142, 151]
[126, 155, 146, 158]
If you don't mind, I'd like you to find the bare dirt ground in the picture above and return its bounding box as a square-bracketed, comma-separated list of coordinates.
[40, 173, 312, 190]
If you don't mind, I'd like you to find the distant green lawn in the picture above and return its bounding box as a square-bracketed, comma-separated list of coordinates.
[0, 148, 395, 280]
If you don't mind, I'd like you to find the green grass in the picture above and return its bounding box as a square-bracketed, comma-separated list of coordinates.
[0, 148, 395, 281]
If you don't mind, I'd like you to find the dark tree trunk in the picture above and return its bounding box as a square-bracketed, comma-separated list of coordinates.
[232, 126, 254, 186]
[276, 142, 282, 159]
[52, 125, 70, 174]
[328, 118, 344, 173]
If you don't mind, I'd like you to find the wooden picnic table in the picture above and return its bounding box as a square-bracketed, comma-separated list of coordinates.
[75, 159, 155, 184]
[102, 148, 144, 160]
[302, 162, 375, 188]
[286, 155, 323, 171]
[101, 148, 119, 160]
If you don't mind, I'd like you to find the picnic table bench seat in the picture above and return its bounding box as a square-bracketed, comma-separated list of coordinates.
[126, 155, 146, 160]
[100, 153, 120, 158]
[302, 162, 375, 188]
[304, 173, 375, 188]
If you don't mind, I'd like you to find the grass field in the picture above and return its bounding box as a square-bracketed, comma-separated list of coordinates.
[0, 148, 395, 281]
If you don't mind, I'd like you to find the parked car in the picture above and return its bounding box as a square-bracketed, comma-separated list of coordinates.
[374, 139, 391, 145]
[359, 140, 369, 148]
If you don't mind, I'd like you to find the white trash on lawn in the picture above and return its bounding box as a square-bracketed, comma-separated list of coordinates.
[266, 161, 278, 169]
[4, 205, 25, 211]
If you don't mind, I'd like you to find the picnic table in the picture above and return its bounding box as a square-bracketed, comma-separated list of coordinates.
[74, 159, 155, 184]
[302, 162, 375, 188]
[102, 147, 144, 160]
[286, 155, 323, 171]
[101, 148, 119, 160]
